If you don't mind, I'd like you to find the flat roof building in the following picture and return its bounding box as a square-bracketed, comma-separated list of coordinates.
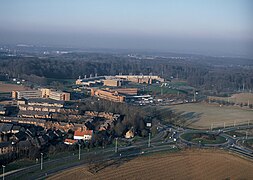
[12, 90, 42, 99]
[91, 88, 125, 103]
[103, 79, 122, 87]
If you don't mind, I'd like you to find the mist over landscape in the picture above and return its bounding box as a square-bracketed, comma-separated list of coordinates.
[0, 1, 253, 180]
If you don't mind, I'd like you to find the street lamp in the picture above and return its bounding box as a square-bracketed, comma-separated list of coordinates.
[115, 138, 118, 153]
[40, 153, 43, 170]
[148, 133, 151, 148]
[78, 144, 81, 160]
[2, 165, 5, 180]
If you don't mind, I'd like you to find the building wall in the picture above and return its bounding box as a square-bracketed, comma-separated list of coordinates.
[41, 88, 50, 98]
[115, 75, 164, 84]
[113, 88, 138, 95]
[103, 79, 121, 87]
[12, 90, 42, 99]
[91, 89, 125, 102]
[49, 91, 70, 101]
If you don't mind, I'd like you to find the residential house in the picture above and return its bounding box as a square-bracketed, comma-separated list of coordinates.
[74, 130, 93, 140]
[64, 139, 78, 145]
[0, 105, 6, 115]
[0, 141, 14, 154]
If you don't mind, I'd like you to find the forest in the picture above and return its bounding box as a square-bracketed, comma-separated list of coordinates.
[0, 52, 253, 94]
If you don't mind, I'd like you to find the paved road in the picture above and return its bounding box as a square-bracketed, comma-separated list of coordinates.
[1, 123, 252, 180]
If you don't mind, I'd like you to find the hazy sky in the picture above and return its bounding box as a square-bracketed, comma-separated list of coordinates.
[0, 0, 252, 56]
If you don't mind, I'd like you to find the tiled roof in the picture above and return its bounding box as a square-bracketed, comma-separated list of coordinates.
[18, 110, 50, 116]
[74, 130, 93, 136]
[64, 139, 78, 144]
[28, 98, 64, 104]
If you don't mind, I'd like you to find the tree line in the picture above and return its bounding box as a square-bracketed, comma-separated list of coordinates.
[0, 52, 253, 93]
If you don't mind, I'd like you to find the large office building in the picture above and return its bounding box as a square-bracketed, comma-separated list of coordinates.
[13, 89, 70, 101]
[91, 88, 125, 103]
[49, 90, 70, 101]
[112, 88, 138, 95]
[12, 90, 42, 99]
[115, 75, 164, 84]
[41, 88, 70, 101]
[103, 79, 122, 87]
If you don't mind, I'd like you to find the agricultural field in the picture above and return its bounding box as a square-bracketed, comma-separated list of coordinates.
[0, 81, 29, 92]
[167, 103, 253, 129]
[49, 150, 253, 180]
[208, 93, 253, 105]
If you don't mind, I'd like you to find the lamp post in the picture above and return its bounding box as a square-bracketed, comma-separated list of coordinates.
[148, 133, 151, 147]
[2, 165, 5, 180]
[115, 138, 118, 153]
[78, 144, 81, 160]
[40, 153, 43, 170]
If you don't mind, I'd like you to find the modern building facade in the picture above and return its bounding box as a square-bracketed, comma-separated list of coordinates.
[12, 90, 42, 99]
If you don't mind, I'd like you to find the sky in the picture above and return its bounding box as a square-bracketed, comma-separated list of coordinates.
[0, 0, 252, 57]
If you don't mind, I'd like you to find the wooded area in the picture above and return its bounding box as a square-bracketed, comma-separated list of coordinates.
[0, 52, 253, 93]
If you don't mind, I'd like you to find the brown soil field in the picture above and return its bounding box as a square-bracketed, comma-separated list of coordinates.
[208, 93, 253, 104]
[0, 81, 29, 92]
[48, 150, 253, 180]
[169, 103, 253, 129]
[231, 93, 253, 104]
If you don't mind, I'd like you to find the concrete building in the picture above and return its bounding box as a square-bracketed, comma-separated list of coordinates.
[103, 79, 122, 87]
[41, 88, 70, 101]
[113, 88, 138, 96]
[91, 89, 125, 103]
[27, 98, 64, 107]
[12, 90, 42, 99]
[76, 76, 105, 85]
[115, 75, 164, 84]
[49, 90, 70, 101]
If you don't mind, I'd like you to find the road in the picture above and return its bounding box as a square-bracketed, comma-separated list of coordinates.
[1, 123, 252, 180]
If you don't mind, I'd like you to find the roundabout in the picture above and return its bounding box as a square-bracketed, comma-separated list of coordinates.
[180, 132, 227, 145]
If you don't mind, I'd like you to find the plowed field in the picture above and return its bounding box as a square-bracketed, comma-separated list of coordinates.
[48, 150, 253, 180]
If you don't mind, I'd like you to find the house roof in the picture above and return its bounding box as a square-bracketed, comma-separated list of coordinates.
[18, 110, 50, 116]
[0, 141, 12, 148]
[74, 130, 93, 136]
[0, 123, 13, 132]
[0, 105, 6, 111]
[12, 125, 21, 131]
[64, 139, 78, 144]
[28, 98, 64, 105]
[19, 104, 61, 110]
